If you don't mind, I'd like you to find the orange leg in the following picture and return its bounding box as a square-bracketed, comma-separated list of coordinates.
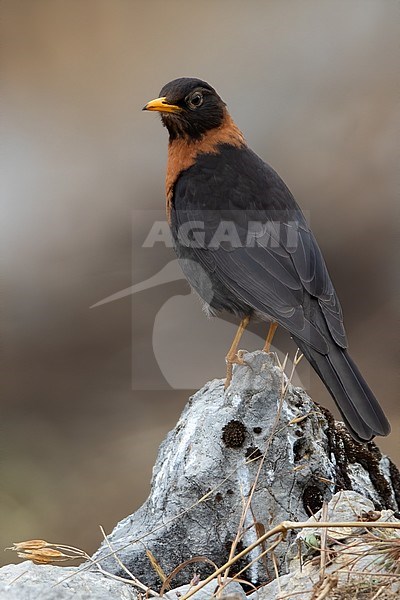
[225, 315, 251, 389]
[262, 321, 278, 353]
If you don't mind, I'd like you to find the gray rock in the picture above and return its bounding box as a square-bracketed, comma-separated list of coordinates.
[0, 561, 137, 600]
[92, 351, 399, 587]
[160, 580, 245, 600]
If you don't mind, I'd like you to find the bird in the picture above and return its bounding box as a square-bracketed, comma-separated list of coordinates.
[143, 77, 390, 442]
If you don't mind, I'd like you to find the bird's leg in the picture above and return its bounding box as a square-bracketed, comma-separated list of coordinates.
[225, 315, 251, 389]
[262, 321, 278, 353]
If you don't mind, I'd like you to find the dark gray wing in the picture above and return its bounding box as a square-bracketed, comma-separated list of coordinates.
[172, 145, 347, 353]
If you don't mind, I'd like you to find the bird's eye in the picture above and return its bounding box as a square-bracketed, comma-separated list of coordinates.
[187, 91, 203, 109]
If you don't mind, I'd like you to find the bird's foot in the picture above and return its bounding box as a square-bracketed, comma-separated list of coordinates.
[225, 349, 248, 389]
[262, 321, 278, 353]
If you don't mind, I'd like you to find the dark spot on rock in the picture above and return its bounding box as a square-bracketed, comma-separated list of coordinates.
[342, 435, 394, 510]
[245, 446, 262, 460]
[226, 489, 234, 495]
[367, 441, 382, 461]
[253, 427, 262, 434]
[293, 438, 306, 462]
[292, 391, 303, 409]
[222, 420, 246, 448]
[303, 485, 324, 516]
[223, 540, 247, 573]
[224, 539, 244, 555]
[236, 540, 244, 552]
[318, 405, 397, 511]
[294, 429, 303, 437]
[215, 492, 223, 502]
[293, 437, 312, 462]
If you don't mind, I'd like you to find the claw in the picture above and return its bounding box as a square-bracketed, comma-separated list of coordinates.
[225, 350, 248, 389]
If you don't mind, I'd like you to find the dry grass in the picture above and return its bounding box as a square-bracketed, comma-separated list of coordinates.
[7, 519, 399, 599]
[6, 539, 90, 565]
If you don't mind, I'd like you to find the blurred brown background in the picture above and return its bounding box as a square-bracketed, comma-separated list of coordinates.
[1, 0, 398, 565]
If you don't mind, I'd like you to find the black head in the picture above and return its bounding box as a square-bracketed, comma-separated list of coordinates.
[143, 77, 226, 140]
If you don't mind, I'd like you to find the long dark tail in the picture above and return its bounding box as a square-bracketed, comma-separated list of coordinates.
[293, 337, 391, 442]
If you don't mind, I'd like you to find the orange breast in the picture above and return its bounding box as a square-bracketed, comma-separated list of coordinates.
[165, 113, 246, 223]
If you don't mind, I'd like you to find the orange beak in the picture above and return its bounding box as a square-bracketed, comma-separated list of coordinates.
[142, 96, 181, 114]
